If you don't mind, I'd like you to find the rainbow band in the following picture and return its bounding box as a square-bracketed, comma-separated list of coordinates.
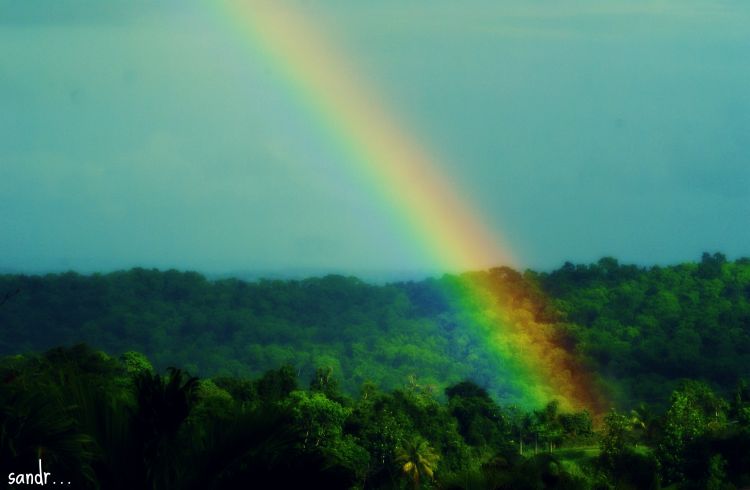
[216, 0, 606, 413]
[446, 272, 607, 412]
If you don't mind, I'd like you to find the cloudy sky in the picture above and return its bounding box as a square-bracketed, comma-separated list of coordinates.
[1, 0, 748, 278]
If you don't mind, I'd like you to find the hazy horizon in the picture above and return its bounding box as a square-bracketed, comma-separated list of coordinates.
[0, 250, 742, 285]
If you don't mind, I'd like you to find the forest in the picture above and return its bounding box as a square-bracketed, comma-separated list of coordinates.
[1, 253, 750, 488]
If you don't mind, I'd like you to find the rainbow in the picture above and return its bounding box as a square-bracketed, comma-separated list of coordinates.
[215, 0, 606, 414]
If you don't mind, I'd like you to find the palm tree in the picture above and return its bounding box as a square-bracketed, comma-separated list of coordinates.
[395, 437, 439, 489]
[0, 384, 96, 487]
[131, 367, 198, 489]
[629, 403, 658, 445]
[180, 406, 298, 490]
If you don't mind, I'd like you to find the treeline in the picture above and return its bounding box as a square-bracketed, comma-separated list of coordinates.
[1, 253, 749, 408]
[536, 253, 750, 405]
[2, 345, 749, 489]
[0, 270, 507, 401]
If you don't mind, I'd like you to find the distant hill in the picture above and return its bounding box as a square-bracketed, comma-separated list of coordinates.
[1, 252, 748, 408]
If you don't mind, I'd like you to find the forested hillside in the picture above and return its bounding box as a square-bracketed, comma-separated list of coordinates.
[2, 254, 750, 488]
[2, 344, 749, 489]
[537, 253, 750, 405]
[1, 253, 749, 408]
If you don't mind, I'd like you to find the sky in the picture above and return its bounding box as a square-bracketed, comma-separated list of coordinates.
[1, 0, 749, 279]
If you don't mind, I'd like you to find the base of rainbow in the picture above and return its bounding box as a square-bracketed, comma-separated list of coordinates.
[440, 270, 608, 413]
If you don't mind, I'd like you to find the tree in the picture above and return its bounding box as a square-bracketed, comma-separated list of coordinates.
[132, 368, 199, 489]
[599, 409, 660, 489]
[445, 380, 508, 448]
[698, 252, 727, 279]
[395, 437, 439, 489]
[657, 382, 728, 484]
[0, 385, 96, 487]
[538, 401, 564, 452]
[121, 351, 154, 376]
[254, 365, 298, 404]
[310, 366, 342, 402]
[506, 406, 531, 455]
[705, 455, 729, 490]
[525, 401, 564, 454]
[558, 410, 594, 442]
[284, 391, 349, 450]
[600, 409, 631, 468]
[628, 403, 659, 445]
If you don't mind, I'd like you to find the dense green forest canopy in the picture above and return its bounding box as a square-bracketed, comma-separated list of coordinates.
[1, 344, 749, 489]
[2, 254, 750, 488]
[1, 253, 749, 409]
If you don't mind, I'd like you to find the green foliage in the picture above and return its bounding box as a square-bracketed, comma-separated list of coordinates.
[310, 366, 344, 402]
[130, 367, 199, 488]
[191, 379, 233, 421]
[657, 382, 728, 484]
[680, 429, 750, 489]
[285, 390, 350, 450]
[121, 351, 154, 376]
[2, 255, 750, 410]
[559, 411, 594, 442]
[211, 376, 256, 404]
[446, 381, 510, 448]
[395, 436, 440, 488]
[600, 410, 632, 466]
[596, 409, 661, 489]
[254, 364, 298, 404]
[2, 255, 750, 488]
[540, 256, 750, 407]
[1, 344, 749, 489]
[705, 455, 729, 490]
[0, 385, 96, 488]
